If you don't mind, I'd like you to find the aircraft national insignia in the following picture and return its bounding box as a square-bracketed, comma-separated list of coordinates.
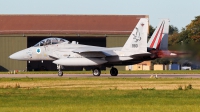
[36, 48, 41, 54]
[132, 28, 141, 42]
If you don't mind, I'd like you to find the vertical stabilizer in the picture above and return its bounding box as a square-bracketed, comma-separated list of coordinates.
[148, 19, 170, 50]
[122, 18, 148, 54]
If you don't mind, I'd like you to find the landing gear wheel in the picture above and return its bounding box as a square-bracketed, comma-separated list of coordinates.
[110, 67, 118, 76]
[93, 68, 101, 76]
[57, 64, 63, 77]
[58, 71, 63, 77]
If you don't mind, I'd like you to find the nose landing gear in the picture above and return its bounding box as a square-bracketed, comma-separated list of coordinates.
[58, 71, 63, 77]
[57, 65, 63, 77]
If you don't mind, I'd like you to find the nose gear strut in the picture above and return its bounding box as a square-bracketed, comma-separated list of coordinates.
[57, 64, 63, 77]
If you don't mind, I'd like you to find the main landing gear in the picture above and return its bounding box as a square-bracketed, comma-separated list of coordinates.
[57, 64, 63, 77]
[92, 67, 118, 76]
[110, 67, 118, 76]
[93, 68, 101, 76]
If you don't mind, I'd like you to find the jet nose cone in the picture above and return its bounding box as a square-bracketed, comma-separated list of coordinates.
[9, 53, 19, 60]
[9, 52, 24, 60]
[9, 54, 14, 59]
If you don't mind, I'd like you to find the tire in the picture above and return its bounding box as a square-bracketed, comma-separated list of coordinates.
[58, 71, 63, 77]
[110, 67, 118, 76]
[93, 68, 101, 76]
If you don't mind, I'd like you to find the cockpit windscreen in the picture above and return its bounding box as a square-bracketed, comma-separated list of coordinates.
[34, 38, 69, 47]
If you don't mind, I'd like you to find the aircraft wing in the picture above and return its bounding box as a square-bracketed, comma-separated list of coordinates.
[72, 47, 110, 53]
[46, 47, 119, 59]
[72, 47, 120, 56]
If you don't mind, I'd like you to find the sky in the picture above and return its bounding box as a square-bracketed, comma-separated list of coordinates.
[0, 0, 199, 31]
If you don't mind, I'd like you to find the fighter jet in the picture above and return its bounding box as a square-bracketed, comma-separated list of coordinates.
[9, 18, 171, 77]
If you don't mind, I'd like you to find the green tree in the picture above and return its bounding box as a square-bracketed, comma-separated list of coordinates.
[148, 25, 155, 38]
[168, 25, 180, 46]
[168, 32, 180, 46]
[170, 15, 200, 45]
[160, 58, 170, 65]
[151, 58, 170, 65]
[186, 16, 200, 42]
[169, 25, 178, 35]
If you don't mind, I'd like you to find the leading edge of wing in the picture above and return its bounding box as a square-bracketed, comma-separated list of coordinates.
[72, 47, 120, 56]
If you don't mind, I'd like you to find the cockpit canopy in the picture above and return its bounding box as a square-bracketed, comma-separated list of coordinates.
[34, 38, 69, 47]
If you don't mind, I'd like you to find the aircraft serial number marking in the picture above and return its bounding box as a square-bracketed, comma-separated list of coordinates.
[132, 44, 138, 48]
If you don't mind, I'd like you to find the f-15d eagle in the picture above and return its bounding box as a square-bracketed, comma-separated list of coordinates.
[9, 18, 172, 77]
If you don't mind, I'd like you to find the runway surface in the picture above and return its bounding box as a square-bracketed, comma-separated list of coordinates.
[1, 74, 200, 78]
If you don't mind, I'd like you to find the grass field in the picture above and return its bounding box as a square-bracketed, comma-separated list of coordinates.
[0, 78, 200, 112]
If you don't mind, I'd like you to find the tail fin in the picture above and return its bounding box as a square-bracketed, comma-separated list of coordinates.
[148, 19, 170, 50]
[122, 18, 148, 54]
